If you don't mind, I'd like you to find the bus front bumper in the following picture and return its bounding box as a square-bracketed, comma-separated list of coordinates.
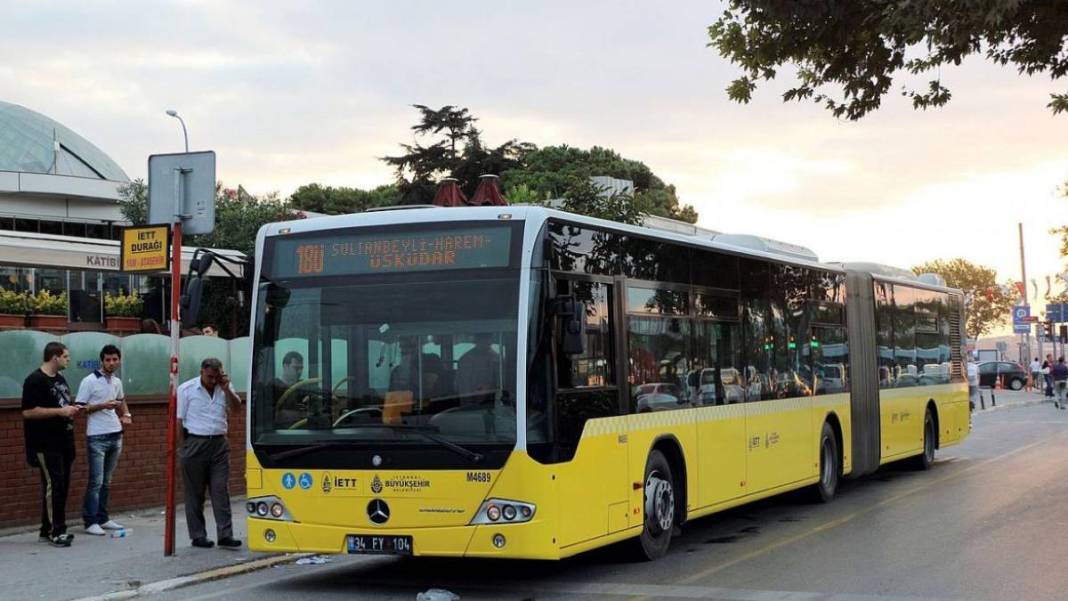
[247, 516, 560, 560]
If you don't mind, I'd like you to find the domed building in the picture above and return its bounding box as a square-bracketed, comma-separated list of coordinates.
[0, 100, 142, 327]
[0, 100, 129, 238]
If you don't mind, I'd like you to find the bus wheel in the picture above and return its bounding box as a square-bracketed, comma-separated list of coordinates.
[913, 410, 936, 470]
[634, 449, 674, 560]
[811, 422, 839, 503]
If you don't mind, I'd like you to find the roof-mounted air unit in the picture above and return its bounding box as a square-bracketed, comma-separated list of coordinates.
[711, 233, 819, 263]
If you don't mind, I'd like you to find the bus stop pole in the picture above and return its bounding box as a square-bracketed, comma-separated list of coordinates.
[165, 221, 182, 557]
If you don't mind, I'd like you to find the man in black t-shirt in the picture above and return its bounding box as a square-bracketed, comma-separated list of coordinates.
[22, 341, 81, 547]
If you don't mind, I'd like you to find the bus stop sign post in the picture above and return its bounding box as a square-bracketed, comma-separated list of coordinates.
[148, 152, 216, 557]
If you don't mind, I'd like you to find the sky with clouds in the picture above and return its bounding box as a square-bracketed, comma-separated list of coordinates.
[3, 0, 1067, 317]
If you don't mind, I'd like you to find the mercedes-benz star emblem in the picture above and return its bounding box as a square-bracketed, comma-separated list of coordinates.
[367, 499, 390, 525]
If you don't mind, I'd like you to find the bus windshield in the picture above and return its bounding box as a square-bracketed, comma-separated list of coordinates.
[250, 226, 521, 458]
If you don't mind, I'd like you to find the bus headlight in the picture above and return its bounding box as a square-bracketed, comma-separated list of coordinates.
[470, 499, 535, 525]
[247, 495, 296, 522]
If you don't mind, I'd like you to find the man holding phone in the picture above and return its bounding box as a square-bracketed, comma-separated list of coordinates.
[177, 357, 243, 549]
[22, 341, 81, 547]
[77, 344, 131, 536]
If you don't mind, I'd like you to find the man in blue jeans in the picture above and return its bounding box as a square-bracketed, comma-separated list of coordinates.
[77, 344, 132, 535]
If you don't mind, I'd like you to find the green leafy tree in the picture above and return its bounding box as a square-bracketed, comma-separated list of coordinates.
[118, 181, 299, 335]
[501, 145, 697, 223]
[288, 183, 400, 215]
[117, 179, 148, 226]
[554, 177, 648, 226]
[912, 259, 1015, 338]
[381, 105, 527, 203]
[709, 2, 1068, 119]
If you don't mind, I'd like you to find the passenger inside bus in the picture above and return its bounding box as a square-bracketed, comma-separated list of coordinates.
[455, 333, 501, 403]
[388, 337, 447, 409]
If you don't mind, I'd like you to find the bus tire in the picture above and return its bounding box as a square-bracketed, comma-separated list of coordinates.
[811, 422, 839, 503]
[633, 449, 674, 561]
[912, 409, 936, 470]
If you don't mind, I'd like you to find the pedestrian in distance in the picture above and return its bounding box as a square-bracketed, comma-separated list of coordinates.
[21, 341, 81, 547]
[77, 344, 131, 536]
[1053, 357, 1068, 410]
[967, 356, 979, 412]
[177, 357, 243, 549]
[1043, 354, 1055, 399]
[1029, 356, 1041, 393]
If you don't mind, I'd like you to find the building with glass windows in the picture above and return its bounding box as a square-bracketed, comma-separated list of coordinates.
[0, 100, 129, 234]
[0, 100, 242, 328]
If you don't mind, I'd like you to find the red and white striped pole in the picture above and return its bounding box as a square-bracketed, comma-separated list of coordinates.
[164, 221, 182, 556]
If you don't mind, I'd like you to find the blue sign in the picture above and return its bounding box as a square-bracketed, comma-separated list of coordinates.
[1013, 305, 1031, 334]
[282, 473, 296, 490]
[1047, 303, 1068, 323]
[299, 472, 313, 490]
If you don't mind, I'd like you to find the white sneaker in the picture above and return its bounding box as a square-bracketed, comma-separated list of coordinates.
[100, 520, 124, 530]
[85, 524, 106, 536]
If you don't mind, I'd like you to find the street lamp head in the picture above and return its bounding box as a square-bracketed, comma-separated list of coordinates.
[165, 109, 179, 117]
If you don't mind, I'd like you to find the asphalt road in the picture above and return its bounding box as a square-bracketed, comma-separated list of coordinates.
[152, 401, 1068, 601]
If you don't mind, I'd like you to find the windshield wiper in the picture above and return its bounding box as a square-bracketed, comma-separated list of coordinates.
[363, 424, 485, 463]
[263, 425, 485, 464]
[265, 440, 362, 462]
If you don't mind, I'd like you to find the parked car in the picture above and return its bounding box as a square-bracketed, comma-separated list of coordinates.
[977, 361, 1027, 390]
[634, 383, 688, 412]
[816, 363, 847, 394]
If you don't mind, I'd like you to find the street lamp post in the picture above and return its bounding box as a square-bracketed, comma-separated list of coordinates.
[161, 109, 188, 556]
[165, 109, 189, 152]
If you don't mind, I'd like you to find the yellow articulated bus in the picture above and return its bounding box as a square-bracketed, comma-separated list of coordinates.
[244, 206, 970, 560]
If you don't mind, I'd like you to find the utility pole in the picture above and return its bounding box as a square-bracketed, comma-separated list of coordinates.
[1019, 223, 1029, 363]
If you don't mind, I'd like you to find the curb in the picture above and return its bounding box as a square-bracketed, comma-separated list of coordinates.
[70, 552, 314, 601]
[975, 396, 1052, 413]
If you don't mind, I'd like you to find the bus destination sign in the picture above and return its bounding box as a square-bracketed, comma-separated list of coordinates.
[271, 225, 511, 278]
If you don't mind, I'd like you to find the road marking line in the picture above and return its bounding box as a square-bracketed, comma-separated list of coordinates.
[627, 434, 1057, 601]
[355, 577, 965, 601]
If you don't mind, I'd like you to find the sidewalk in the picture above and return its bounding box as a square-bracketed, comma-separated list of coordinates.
[974, 387, 1054, 412]
[0, 498, 302, 601]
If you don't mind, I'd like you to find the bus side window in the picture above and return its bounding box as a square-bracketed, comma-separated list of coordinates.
[555, 280, 614, 389]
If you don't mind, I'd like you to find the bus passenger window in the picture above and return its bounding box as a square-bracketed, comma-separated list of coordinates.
[555, 280, 613, 389]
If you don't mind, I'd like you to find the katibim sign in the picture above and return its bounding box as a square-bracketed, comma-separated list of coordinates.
[120, 225, 171, 272]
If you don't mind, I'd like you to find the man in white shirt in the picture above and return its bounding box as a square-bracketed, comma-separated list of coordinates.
[177, 357, 242, 549]
[1030, 357, 1042, 393]
[77, 344, 131, 536]
[967, 357, 979, 411]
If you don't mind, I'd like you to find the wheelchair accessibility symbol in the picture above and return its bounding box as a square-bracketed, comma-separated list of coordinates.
[299, 473, 313, 490]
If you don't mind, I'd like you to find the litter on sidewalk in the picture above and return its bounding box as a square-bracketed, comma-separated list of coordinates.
[417, 588, 460, 601]
[295, 555, 332, 565]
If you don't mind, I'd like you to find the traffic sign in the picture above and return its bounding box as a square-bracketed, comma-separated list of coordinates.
[148, 151, 216, 235]
[1013, 305, 1031, 334]
[1046, 303, 1068, 323]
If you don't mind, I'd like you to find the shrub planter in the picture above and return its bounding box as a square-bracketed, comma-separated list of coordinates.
[106, 316, 141, 332]
[0, 313, 25, 328]
[27, 314, 67, 330]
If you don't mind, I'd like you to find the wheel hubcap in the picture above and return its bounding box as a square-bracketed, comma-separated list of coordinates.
[925, 421, 935, 461]
[645, 471, 674, 534]
[821, 439, 834, 488]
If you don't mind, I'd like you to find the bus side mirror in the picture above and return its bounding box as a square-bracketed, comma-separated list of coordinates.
[179, 252, 216, 327]
[554, 298, 585, 356]
[180, 276, 204, 326]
